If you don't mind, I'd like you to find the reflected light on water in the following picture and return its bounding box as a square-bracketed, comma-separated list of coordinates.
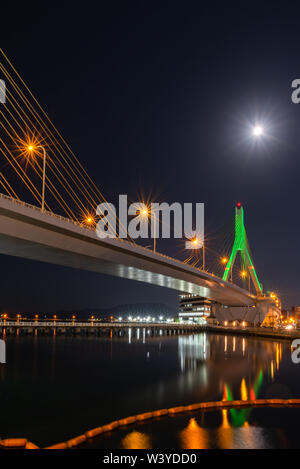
[121, 431, 151, 449]
[217, 425, 267, 449]
[178, 334, 209, 372]
[179, 410, 269, 449]
[276, 343, 280, 370]
[240, 378, 248, 401]
[270, 360, 274, 380]
[217, 409, 234, 448]
[180, 418, 209, 449]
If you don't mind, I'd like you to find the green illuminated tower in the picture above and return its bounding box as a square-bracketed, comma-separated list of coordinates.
[222, 203, 262, 295]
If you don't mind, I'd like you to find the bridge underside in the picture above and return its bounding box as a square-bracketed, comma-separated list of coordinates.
[0, 195, 256, 306]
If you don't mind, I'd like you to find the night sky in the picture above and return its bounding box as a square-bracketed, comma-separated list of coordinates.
[1, 1, 300, 312]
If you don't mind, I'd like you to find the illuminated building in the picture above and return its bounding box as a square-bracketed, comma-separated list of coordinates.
[178, 294, 211, 324]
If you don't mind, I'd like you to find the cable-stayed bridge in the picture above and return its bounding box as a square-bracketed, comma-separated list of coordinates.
[0, 50, 280, 324]
[0, 193, 279, 322]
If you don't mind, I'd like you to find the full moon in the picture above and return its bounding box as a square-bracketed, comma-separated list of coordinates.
[252, 125, 263, 137]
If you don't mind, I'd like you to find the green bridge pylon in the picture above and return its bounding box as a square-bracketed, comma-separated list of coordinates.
[222, 203, 263, 295]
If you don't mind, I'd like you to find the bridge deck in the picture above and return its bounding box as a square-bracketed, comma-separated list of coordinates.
[0, 193, 255, 306]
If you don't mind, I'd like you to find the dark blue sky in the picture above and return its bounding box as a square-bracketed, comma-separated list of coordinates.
[0, 1, 300, 311]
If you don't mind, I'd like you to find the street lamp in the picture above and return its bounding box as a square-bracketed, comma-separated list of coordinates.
[139, 205, 157, 252]
[28, 145, 47, 211]
[192, 236, 205, 270]
[241, 270, 250, 292]
[83, 214, 95, 227]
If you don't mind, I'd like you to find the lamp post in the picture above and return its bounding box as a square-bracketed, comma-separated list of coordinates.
[192, 237, 205, 270]
[241, 270, 250, 292]
[140, 206, 157, 253]
[28, 145, 47, 211]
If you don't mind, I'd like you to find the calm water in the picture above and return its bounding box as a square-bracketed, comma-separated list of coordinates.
[83, 408, 300, 449]
[0, 331, 299, 448]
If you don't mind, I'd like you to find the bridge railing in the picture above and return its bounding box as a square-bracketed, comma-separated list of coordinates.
[0, 192, 95, 231]
[0, 192, 215, 276]
[0, 320, 199, 328]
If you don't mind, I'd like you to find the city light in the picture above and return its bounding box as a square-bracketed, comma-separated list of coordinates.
[138, 202, 157, 252]
[241, 270, 247, 278]
[23, 142, 47, 210]
[83, 214, 95, 226]
[140, 208, 148, 217]
[221, 257, 228, 264]
[192, 237, 200, 247]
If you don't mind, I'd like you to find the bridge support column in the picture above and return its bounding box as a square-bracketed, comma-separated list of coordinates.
[214, 301, 279, 326]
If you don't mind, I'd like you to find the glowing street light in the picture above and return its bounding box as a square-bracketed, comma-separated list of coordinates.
[221, 257, 228, 264]
[192, 237, 200, 247]
[84, 214, 95, 227]
[191, 236, 205, 269]
[241, 270, 251, 292]
[139, 204, 157, 252]
[27, 144, 47, 211]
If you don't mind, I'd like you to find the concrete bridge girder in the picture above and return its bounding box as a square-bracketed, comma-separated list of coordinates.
[0, 194, 255, 307]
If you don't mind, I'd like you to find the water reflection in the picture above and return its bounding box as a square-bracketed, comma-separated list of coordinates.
[96, 405, 292, 449]
[177, 333, 283, 402]
[118, 332, 287, 449]
[180, 418, 209, 449]
[121, 431, 151, 449]
[0, 330, 291, 447]
[177, 408, 270, 449]
[178, 334, 208, 371]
